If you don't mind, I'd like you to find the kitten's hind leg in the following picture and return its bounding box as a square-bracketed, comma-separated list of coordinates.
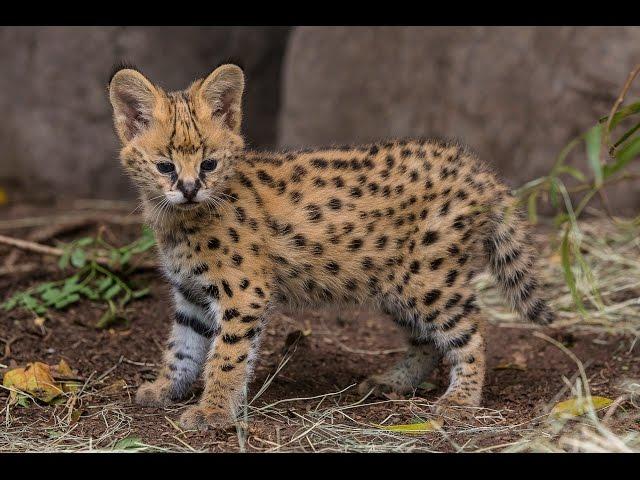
[358, 331, 441, 397]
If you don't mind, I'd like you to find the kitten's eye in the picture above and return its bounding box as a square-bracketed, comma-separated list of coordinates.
[201, 159, 218, 172]
[156, 162, 175, 174]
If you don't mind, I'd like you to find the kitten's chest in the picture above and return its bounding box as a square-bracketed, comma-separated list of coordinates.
[159, 241, 207, 287]
[158, 243, 218, 311]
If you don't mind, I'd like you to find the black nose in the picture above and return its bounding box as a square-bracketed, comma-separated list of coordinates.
[177, 179, 201, 201]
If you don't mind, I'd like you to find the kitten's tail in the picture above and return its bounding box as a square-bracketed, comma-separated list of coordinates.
[484, 199, 555, 325]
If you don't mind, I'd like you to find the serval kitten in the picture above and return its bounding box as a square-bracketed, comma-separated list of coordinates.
[108, 63, 554, 430]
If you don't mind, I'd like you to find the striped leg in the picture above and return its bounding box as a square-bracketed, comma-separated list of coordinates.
[136, 288, 219, 406]
[429, 295, 486, 417]
[179, 286, 270, 430]
[381, 288, 486, 417]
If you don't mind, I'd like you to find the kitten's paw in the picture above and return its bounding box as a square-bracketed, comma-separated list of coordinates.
[179, 405, 234, 432]
[357, 373, 413, 398]
[432, 392, 480, 422]
[135, 379, 174, 407]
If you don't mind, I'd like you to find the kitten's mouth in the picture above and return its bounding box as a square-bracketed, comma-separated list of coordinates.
[175, 201, 201, 210]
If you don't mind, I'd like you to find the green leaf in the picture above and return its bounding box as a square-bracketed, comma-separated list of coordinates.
[79, 286, 99, 301]
[549, 177, 560, 209]
[119, 250, 132, 266]
[378, 419, 442, 434]
[554, 212, 570, 227]
[113, 436, 145, 451]
[41, 288, 63, 304]
[3, 294, 21, 311]
[54, 293, 80, 309]
[35, 282, 57, 294]
[550, 396, 613, 419]
[560, 229, 585, 313]
[132, 288, 150, 299]
[62, 275, 81, 291]
[585, 124, 603, 187]
[611, 120, 640, 151]
[103, 284, 122, 300]
[76, 237, 94, 247]
[58, 250, 70, 269]
[96, 309, 117, 329]
[97, 276, 114, 293]
[555, 165, 587, 182]
[21, 294, 40, 311]
[603, 136, 640, 179]
[599, 100, 640, 130]
[70, 249, 87, 268]
[119, 290, 132, 308]
[109, 250, 120, 263]
[527, 191, 538, 225]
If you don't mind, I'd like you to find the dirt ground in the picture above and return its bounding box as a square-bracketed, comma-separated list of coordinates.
[1, 203, 639, 452]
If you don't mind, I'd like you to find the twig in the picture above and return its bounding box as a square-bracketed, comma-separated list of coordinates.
[0, 263, 54, 277]
[0, 213, 142, 231]
[604, 63, 640, 150]
[0, 233, 157, 273]
[3, 218, 95, 269]
[0, 336, 20, 362]
[0, 234, 63, 257]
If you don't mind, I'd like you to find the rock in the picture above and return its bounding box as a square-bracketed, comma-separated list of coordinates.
[0, 27, 289, 200]
[279, 27, 640, 213]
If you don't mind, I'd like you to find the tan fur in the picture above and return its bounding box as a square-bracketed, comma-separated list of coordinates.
[109, 64, 554, 430]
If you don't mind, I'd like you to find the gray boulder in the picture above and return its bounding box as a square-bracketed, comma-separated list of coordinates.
[0, 26, 289, 200]
[279, 27, 640, 213]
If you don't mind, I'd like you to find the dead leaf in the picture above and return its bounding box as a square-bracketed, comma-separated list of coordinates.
[0, 187, 7, 205]
[382, 391, 402, 400]
[99, 379, 128, 395]
[417, 381, 437, 392]
[550, 396, 613, 419]
[51, 359, 81, 392]
[55, 359, 74, 377]
[378, 419, 443, 434]
[549, 253, 562, 265]
[3, 362, 63, 403]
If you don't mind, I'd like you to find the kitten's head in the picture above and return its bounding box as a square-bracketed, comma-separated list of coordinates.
[108, 64, 245, 211]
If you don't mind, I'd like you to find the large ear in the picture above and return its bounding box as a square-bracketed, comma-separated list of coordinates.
[198, 64, 245, 133]
[109, 68, 160, 142]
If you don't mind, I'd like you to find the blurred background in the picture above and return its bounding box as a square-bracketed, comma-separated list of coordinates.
[0, 26, 639, 213]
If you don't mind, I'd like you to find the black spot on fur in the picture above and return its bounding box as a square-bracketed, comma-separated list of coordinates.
[422, 230, 439, 245]
[348, 238, 363, 251]
[223, 308, 240, 321]
[222, 280, 233, 298]
[232, 253, 244, 267]
[192, 263, 209, 275]
[445, 269, 458, 287]
[423, 289, 442, 306]
[327, 198, 342, 210]
[305, 204, 323, 222]
[325, 261, 340, 274]
[228, 228, 239, 243]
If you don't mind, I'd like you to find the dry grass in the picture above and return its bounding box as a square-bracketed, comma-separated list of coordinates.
[2, 216, 639, 453]
[480, 214, 640, 337]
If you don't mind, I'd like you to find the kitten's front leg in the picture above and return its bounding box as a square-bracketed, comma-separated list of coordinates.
[179, 285, 270, 430]
[136, 288, 218, 406]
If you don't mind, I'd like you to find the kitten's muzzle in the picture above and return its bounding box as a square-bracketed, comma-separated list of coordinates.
[176, 179, 201, 202]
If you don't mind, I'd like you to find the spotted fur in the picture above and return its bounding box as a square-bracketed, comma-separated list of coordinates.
[109, 64, 554, 430]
